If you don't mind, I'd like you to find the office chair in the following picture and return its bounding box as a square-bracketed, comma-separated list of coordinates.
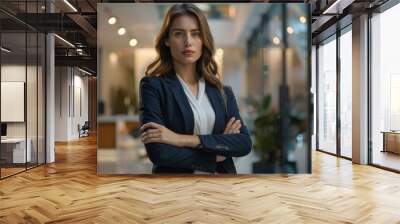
[79, 121, 90, 138]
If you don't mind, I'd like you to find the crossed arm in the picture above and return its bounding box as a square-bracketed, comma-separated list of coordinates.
[140, 117, 242, 162]
[139, 77, 252, 172]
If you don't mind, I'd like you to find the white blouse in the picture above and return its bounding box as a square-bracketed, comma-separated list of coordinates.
[176, 74, 216, 135]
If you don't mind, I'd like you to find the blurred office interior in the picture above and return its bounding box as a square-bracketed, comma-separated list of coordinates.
[97, 3, 310, 174]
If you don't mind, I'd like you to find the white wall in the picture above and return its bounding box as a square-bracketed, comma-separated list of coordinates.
[133, 48, 157, 104]
[1, 64, 46, 163]
[72, 73, 89, 138]
[100, 47, 134, 115]
[1, 65, 26, 134]
[55, 67, 68, 141]
[1, 65, 34, 137]
[55, 67, 89, 141]
[220, 47, 247, 101]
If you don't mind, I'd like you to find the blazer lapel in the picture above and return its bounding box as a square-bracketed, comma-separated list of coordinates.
[164, 70, 226, 135]
[205, 83, 226, 134]
[164, 70, 194, 134]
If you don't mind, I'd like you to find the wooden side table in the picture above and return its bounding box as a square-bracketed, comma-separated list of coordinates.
[381, 131, 400, 154]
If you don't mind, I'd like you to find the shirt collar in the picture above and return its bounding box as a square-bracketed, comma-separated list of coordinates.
[176, 73, 205, 101]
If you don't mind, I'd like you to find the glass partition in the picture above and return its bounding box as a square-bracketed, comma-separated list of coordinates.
[27, 30, 38, 169]
[317, 36, 337, 155]
[339, 28, 352, 158]
[1, 30, 28, 177]
[371, 4, 400, 171]
[38, 32, 45, 165]
[0, 1, 46, 179]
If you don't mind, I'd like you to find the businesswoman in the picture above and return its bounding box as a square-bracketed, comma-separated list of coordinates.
[139, 3, 252, 174]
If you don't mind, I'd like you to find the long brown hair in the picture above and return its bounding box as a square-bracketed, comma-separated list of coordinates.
[145, 3, 223, 92]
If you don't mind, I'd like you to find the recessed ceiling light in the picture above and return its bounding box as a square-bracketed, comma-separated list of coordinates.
[216, 48, 224, 56]
[322, 0, 344, 14]
[63, 0, 78, 12]
[287, 26, 294, 34]
[228, 6, 236, 18]
[272, 36, 280, 45]
[1, 47, 11, 53]
[299, 16, 306, 23]
[109, 52, 118, 64]
[108, 17, 117, 25]
[54, 34, 75, 48]
[129, 38, 138, 47]
[118, 27, 126, 35]
[78, 67, 92, 76]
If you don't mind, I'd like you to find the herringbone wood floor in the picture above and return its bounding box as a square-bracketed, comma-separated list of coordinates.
[1, 135, 400, 224]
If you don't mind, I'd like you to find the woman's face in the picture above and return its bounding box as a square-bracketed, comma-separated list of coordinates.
[165, 15, 203, 66]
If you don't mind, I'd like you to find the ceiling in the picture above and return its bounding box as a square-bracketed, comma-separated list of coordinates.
[97, 3, 253, 52]
[3, 0, 389, 74]
[310, 0, 390, 43]
[0, 0, 98, 74]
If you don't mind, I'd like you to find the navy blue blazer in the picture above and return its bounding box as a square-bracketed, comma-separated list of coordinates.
[139, 69, 252, 174]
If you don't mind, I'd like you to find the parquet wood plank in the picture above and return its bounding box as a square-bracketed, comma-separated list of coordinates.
[0, 135, 399, 223]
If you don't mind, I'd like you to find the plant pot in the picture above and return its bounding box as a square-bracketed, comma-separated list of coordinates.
[252, 160, 298, 174]
[252, 160, 280, 173]
[280, 161, 298, 173]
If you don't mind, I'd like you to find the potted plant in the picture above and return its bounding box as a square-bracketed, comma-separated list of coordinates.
[246, 95, 282, 173]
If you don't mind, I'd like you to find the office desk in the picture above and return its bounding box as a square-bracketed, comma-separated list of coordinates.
[98, 115, 140, 149]
[1, 138, 32, 163]
[382, 131, 400, 154]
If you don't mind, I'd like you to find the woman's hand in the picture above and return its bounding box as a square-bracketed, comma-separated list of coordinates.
[217, 117, 242, 162]
[216, 155, 226, 162]
[140, 122, 184, 147]
[224, 117, 242, 134]
[140, 118, 242, 163]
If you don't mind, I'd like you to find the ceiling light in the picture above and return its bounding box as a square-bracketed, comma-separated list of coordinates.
[322, 0, 343, 14]
[108, 17, 117, 25]
[118, 27, 126, 35]
[228, 6, 236, 18]
[63, 0, 78, 12]
[78, 67, 92, 76]
[287, 26, 294, 34]
[54, 34, 75, 48]
[109, 52, 118, 65]
[272, 36, 280, 45]
[216, 48, 224, 56]
[129, 38, 138, 47]
[299, 16, 306, 23]
[75, 43, 85, 48]
[41, 5, 46, 10]
[1, 47, 11, 53]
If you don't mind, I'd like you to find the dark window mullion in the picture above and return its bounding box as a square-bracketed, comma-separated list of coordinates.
[25, 0, 28, 171]
[316, 44, 319, 151]
[336, 24, 341, 157]
[36, 0, 39, 167]
[367, 11, 373, 165]
[0, 21, 2, 179]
